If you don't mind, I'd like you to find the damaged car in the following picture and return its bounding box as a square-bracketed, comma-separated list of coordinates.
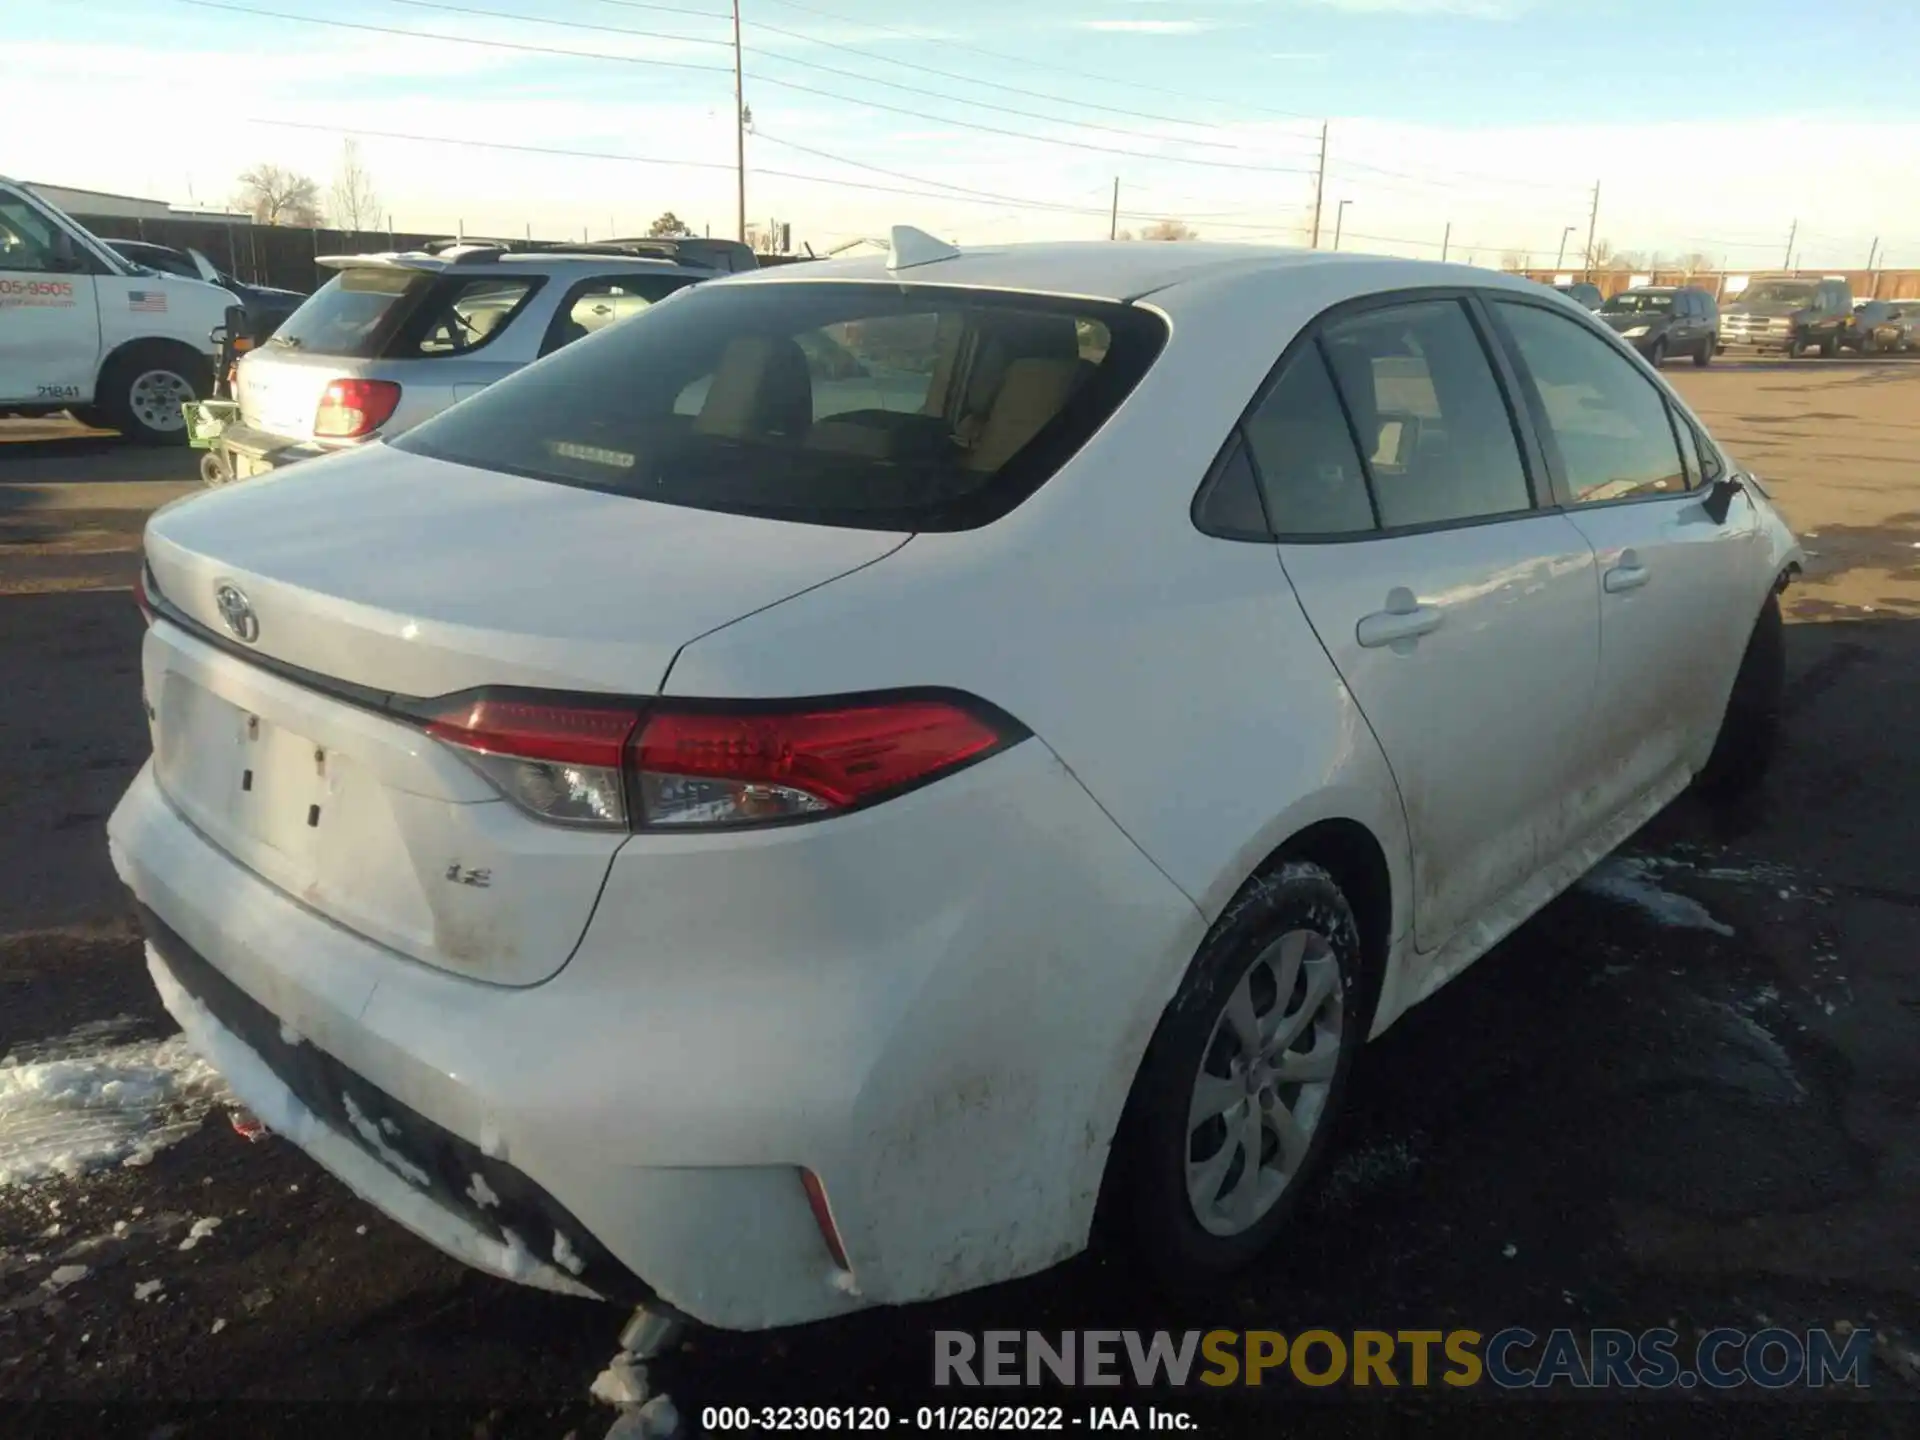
[111, 229, 1802, 1330]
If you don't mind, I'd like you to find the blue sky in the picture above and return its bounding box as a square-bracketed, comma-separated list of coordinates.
[8, 0, 1920, 266]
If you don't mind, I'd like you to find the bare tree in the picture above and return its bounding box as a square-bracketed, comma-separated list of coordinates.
[1676, 251, 1716, 275]
[235, 163, 322, 226]
[329, 140, 380, 233]
[1139, 218, 1199, 242]
[1500, 249, 1530, 272]
[1587, 236, 1617, 270]
[648, 211, 693, 238]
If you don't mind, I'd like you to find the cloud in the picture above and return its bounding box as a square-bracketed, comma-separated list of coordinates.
[1076, 19, 1218, 34]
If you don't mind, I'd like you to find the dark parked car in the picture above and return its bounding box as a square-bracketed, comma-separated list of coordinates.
[1718, 276, 1853, 357]
[1842, 300, 1917, 354]
[1552, 281, 1603, 310]
[105, 239, 308, 340]
[1596, 285, 1718, 367]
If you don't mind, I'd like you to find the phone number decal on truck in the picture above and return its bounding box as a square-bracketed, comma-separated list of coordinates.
[0, 279, 77, 307]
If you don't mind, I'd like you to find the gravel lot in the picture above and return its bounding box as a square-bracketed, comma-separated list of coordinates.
[4, 358, 1920, 1432]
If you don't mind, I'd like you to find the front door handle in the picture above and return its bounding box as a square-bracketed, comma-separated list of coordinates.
[1357, 587, 1443, 648]
[1604, 548, 1650, 593]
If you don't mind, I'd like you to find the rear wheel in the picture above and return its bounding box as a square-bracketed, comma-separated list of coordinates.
[1861, 332, 1880, 355]
[1787, 336, 1807, 359]
[1648, 337, 1669, 367]
[1819, 330, 1840, 358]
[1693, 338, 1713, 367]
[1695, 592, 1786, 800]
[98, 343, 210, 446]
[1110, 862, 1365, 1291]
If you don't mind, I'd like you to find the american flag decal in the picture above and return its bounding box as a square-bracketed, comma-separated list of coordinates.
[129, 290, 168, 314]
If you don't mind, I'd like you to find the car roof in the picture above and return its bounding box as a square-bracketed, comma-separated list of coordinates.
[317, 250, 711, 280]
[725, 240, 1528, 305]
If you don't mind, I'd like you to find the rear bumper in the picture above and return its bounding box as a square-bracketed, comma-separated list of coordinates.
[108, 738, 1204, 1328]
[216, 420, 352, 477]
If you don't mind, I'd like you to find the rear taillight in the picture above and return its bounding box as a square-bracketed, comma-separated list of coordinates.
[424, 697, 641, 828]
[314, 379, 401, 439]
[420, 692, 1020, 831]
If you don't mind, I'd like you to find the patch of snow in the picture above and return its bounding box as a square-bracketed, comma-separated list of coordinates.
[478, 1119, 506, 1160]
[829, 1267, 862, 1297]
[1580, 858, 1734, 936]
[590, 1354, 650, 1408]
[146, 944, 597, 1301]
[1502, 1242, 1518, 1260]
[210, 1318, 226, 1335]
[279, 1022, 304, 1048]
[134, 1280, 164, 1301]
[466, 1172, 500, 1210]
[178, 1216, 221, 1252]
[45, 1264, 89, 1291]
[553, 1231, 586, 1277]
[355, 1225, 367, 1236]
[340, 1093, 430, 1188]
[0, 1022, 229, 1187]
[621, 1395, 680, 1440]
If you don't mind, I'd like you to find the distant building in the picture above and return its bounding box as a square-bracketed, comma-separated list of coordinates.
[26, 181, 246, 223]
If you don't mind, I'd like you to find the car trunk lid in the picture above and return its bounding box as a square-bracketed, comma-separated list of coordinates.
[141, 444, 908, 984]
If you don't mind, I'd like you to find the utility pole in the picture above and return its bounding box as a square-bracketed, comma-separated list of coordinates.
[1309, 121, 1328, 248]
[733, 0, 748, 244]
[1333, 199, 1350, 252]
[1866, 236, 1879, 271]
[1783, 218, 1797, 270]
[1441, 221, 1451, 262]
[1556, 225, 1575, 270]
[1110, 177, 1119, 241]
[1583, 180, 1599, 277]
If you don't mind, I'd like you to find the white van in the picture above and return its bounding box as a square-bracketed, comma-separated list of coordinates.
[0, 178, 237, 443]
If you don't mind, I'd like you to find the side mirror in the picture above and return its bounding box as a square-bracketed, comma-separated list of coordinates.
[46, 229, 87, 273]
[1702, 476, 1744, 526]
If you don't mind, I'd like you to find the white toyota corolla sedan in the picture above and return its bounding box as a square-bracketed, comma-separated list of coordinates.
[109, 230, 1801, 1330]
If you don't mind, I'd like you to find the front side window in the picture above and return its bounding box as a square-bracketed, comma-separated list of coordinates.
[1318, 299, 1533, 529]
[0, 195, 65, 272]
[1492, 300, 1688, 504]
[395, 280, 1166, 532]
[1241, 343, 1374, 536]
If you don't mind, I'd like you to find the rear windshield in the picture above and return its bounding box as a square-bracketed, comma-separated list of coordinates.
[392, 281, 1167, 532]
[271, 267, 423, 357]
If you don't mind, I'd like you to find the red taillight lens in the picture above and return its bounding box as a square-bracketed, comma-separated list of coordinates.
[419, 691, 1019, 831]
[424, 697, 642, 828]
[313, 379, 401, 439]
[631, 699, 1008, 828]
[133, 565, 156, 627]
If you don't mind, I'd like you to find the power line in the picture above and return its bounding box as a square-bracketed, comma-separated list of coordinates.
[377, 0, 731, 47]
[166, 0, 1320, 175]
[166, 0, 733, 72]
[753, 0, 1323, 122]
[744, 70, 1321, 174]
[596, 0, 1318, 144]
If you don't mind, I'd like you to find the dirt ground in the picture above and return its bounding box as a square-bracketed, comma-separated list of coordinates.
[3, 359, 1919, 1434]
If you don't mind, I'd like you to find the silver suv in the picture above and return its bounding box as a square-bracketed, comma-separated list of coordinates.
[201, 241, 723, 482]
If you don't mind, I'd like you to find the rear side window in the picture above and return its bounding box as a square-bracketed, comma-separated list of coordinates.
[405, 276, 538, 356]
[1492, 300, 1688, 503]
[1318, 300, 1533, 529]
[272, 267, 424, 357]
[1241, 344, 1374, 536]
[394, 281, 1166, 532]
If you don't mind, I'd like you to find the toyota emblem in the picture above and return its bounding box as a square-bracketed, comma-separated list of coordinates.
[214, 583, 259, 644]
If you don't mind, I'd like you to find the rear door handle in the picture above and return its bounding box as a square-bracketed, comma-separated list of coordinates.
[1357, 588, 1443, 648]
[1604, 548, 1650, 593]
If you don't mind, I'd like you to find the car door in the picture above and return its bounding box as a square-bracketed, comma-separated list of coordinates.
[1248, 293, 1602, 952]
[0, 189, 100, 404]
[1487, 295, 1763, 817]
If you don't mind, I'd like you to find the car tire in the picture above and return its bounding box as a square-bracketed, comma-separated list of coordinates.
[1648, 338, 1669, 367]
[1819, 331, 1840, 359]
[1693, 338, 1713, 367]
[1109, 860, 1365, 1292]
[97, 343, 210, 446]
[1787, 336, 1807, 359]
[1695, 591, 1786, 801]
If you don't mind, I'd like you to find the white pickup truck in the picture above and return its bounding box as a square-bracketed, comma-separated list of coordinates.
[1, 177, 237, 443]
